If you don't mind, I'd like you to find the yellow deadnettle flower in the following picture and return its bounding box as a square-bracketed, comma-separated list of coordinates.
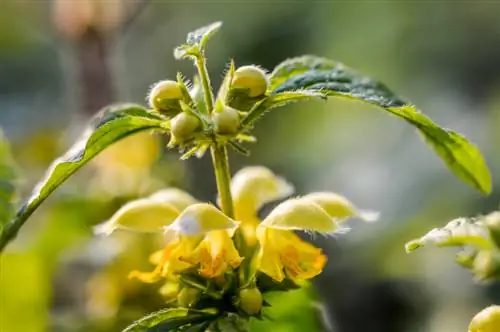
[302, 192, 379, 222]
[255, 198, 339, 282]
[230, 166, 294, 245]
[98, 189, 242, 282]
[131, 203, 241, 281]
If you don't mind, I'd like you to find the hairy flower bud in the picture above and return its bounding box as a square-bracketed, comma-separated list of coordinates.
[213, 105, 240, 135]
[177, 287, 200, 307]
[231, 66, 268, 97]
[238, 287, 262, 316]
[148, 80, 183, 115]
[170, 112, 200, 144]
[469, 305, 500, 332]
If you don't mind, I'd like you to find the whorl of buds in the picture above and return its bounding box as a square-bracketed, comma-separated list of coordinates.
[469, 305, 500, 332]
[231, 66, 268, 98]
[213, 105, 241, 135]
[238, 287, 262, 316]
[170, 112, 201, 144]
[148, 80, 183, 116]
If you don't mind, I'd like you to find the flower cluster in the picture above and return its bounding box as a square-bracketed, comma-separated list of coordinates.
[96, 166, 377, 316]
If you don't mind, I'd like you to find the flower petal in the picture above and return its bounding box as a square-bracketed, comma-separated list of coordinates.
[94, 199, 180, 235]
[256, 228, 326, 282]
[260, 198, 338, 234]
[302, 192, 379, 222]
[165, 203, 238, 236]
[148, 188, 198, 212]
[231, 166, 294, 219]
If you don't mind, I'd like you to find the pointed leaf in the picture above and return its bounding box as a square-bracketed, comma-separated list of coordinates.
[0, 104, 167, 251]
[270, 55, 492, 194]
[174, 21, 222, 59]
[405, 217, 491, 253]
[0, 129, 18, 229]
[122, 308, 217, 332]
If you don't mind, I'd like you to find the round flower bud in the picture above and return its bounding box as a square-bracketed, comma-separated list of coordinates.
[170, 112, 200, 143]
[213, 105, 240, 135]
[148, 80, 183, 114]
[238, 287, 262, 316]
[231, 66, 268, 97]
[177, 287, 200, 307]
[469, 305, 500, 332]
[473, 250, 500, 281]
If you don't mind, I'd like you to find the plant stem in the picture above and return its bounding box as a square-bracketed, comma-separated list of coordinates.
[196, 55, 214, 114]
[211, 144, 234, 218]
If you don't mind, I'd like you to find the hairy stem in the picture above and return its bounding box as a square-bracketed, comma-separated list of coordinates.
[196, 55, 214, 114]
[211, 144, 234, 218]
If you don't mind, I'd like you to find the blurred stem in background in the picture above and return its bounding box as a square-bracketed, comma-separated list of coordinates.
[52, 0, 150, 117]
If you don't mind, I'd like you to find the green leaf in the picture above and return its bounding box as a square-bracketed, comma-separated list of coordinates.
[270, 55, 492, 194]
[174, 21, 222, 59]
[0, 130, 18, 232]
[405, 217, 491, 253]
[268, 56, 337, 91]
[122, 308, 217, 332]
[241, 90, 326, 129]
[0, 104, 167, 252]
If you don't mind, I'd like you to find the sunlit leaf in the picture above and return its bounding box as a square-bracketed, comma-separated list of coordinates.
[269, 55, 492, 194]
[0, 104, 167, 251]
[122, 308, 217, 332]
[174, 21, 222, 59]
[405, 217, 491, 253]
[0, 129, 18, 229]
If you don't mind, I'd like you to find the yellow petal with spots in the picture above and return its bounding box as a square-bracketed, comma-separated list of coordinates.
[148, 188, 198, 212]
[185, 230, 243, 278]
[231, 166, 294, 220]
[94, 199, 180, 235]
[302, 192, 379, 222]
[166, 203, 238, 236]
[129, 235, 201, 282]
[256, 227, 326, 282]
[260, 198, 339, 234]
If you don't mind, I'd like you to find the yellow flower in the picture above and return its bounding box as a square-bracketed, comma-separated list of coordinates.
[97, 189, 242, 282]
[255, 198, 338, 282]
[230, 166, 293, 245]
[228, 166, 377, 282]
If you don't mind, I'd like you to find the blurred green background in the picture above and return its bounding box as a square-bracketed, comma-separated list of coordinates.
[1, 1, 500, 331]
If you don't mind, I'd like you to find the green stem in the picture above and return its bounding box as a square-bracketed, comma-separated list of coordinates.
[210, 144, 234, 218]
[196, 55, 214, 114]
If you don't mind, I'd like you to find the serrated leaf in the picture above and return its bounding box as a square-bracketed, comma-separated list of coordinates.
[174, 22, 222, 59]
[122, 308, 216, 332]
[270, 55, 492, 194]
[0, 129, 18, 229]
[405, 217, 491, 253]
[0, 104, 167, 251]
[241, 90, 326, 129]
[268, 56, 336, 91]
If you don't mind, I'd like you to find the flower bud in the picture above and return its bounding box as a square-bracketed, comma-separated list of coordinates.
[472, 250, 500, 281]
[177, 287, 200, 307]
[213, 105, 240, 135]
[238, 287, 262, 316]
[231, 66, 268, 97]
[469, 305, 500, 332]
[148, 80, 183, 115]
[170, 112, 201, 144]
